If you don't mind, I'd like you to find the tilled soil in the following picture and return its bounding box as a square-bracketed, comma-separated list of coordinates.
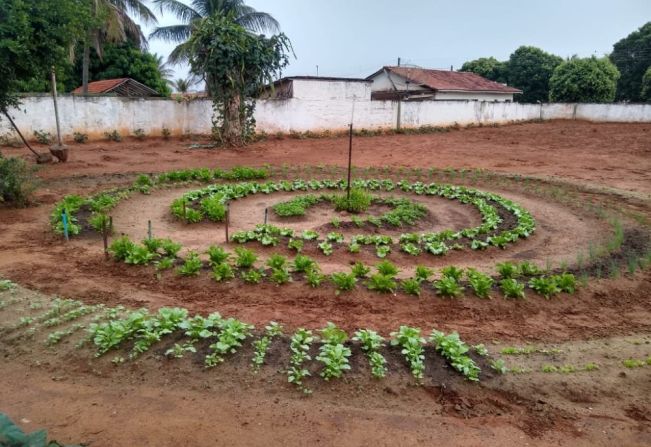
[1, 121, 650, 446]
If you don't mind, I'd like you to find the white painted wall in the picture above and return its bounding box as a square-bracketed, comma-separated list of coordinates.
[1, 95, 649, 141]
[434, 91, 514, 102]
[291, 79, 373, 100]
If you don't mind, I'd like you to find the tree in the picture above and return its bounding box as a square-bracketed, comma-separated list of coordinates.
[641, 66, 651, 101]
[549, 57, 620, 103]
[610, 22, 651, 102]
[507, 46, 563, 103]
[187, 15, 291, 145]
[150, 0, 280, 65]
[80, 0, 157, 95]
[0, 0, 87, 113]
[460, 57, 508, 83]
[73, 42, 172, 96]
[171, 77, 195, 93]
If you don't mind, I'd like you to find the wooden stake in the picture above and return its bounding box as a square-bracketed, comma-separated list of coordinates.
[225, 205, 230, 243]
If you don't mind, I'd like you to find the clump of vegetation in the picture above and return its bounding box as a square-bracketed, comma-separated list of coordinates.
[132, 128, 146, 140]
[353, 329, 387, 378]
[287, 328, 315, 393]
[73, 132, 88, 144]
[390, 326, 426, 381]
[273, 194, 321, 217]
[104, 130, 122, 142]
[333, 188, 372, 213]
[33, 129, 53, 145]
[0, 154, 38, 206]
[251, 322, 283, 372]
[316, 322, 352, 380]
[330, 272, 357, 295]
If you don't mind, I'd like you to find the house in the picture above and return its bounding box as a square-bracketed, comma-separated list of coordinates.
[261, 76, 372, 101]
[366, 66, 521, 102]
[72, 78, 160, 97]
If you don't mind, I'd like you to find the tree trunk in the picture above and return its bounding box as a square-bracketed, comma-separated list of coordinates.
[222, 95, 242, 146]
[82, 43, 90, 95]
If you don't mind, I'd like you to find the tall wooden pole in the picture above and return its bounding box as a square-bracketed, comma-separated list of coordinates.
[346, 123, 353, 201]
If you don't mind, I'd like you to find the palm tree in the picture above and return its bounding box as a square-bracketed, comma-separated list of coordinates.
[155, 54, 175, 84]
[171, 77, 195, 93]
[150, 0, 280, 65]
[81, 0, 158, 94]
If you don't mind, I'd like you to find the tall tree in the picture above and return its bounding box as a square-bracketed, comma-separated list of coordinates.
[188, 15, 290, 145]
[460, 57, 509, 84]
[549, 56, 620, 103]
[641, 67, 651, 102]
[150, 0, 280, 66]
[1, 0, 87, 113]
[507, 46, 563, 103]
[610, 22, 651, 102]
[81, 0, 157, 94]
[74, 42, 172, 95]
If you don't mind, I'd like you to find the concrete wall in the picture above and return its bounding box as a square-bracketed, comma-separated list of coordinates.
[291, 79, 373, 101]
[434, 91, 514, 102]
[1, 95, 650, 141]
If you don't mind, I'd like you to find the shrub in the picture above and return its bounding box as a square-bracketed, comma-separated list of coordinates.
[104, 130, 122, 142]
[332, 188, 372, 213]
[73, 132, 88, 143]
[33, 129, 53, 145]
[0, 155, 38, 206]
[133, 128, 146, 140]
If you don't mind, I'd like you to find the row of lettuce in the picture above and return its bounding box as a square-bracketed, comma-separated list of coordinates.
[109, 235, 577, 299]
[88, 306, 484, 388]
[50, 166, 270, 236]
[171, 178, 536, 257]
[0, 284, 484, 387]
[50, 169, 535, 260]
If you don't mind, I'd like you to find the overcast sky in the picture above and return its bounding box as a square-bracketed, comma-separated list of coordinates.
[143, 0, 651, 88]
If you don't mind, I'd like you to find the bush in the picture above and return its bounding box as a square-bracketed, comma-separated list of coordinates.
[73, 132, 88, 144]
[0, 154, 38, 206]
[333, 188, 372, 213]
[33, 129, 53, 145]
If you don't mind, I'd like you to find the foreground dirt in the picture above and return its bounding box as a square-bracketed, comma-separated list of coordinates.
[0, 287, 649, 447]
[1, 121, 650, 446]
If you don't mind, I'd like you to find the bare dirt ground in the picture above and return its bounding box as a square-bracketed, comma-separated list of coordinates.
[1, 120, 650, 446]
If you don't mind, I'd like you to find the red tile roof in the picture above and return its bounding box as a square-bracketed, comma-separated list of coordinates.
[377, 67, 521, 94]
[72, 78, 130, 94]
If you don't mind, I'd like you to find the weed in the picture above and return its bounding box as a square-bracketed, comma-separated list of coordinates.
[73, 132, 88, 143]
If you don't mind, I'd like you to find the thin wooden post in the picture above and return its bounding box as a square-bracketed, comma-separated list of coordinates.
[103, 219, 109, 258]
[225, 205, 230, 243]
[346, 123, 353, 201]
[147, 220, 152, 240]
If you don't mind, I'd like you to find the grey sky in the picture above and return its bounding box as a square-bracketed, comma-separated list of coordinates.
[144, 0, 651, 85]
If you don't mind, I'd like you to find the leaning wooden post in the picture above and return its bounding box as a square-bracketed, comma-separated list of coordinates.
[346, 123, 353, 201]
